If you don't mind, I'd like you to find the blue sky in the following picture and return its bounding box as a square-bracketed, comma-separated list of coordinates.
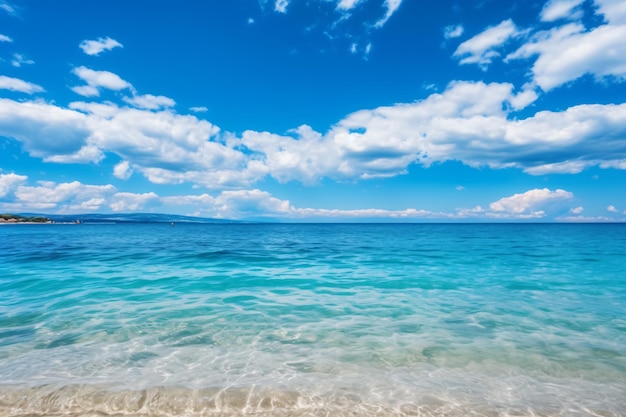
[1, 0, 626, 221]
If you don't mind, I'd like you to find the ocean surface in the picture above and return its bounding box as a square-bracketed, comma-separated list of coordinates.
[0, 223, 625, 416]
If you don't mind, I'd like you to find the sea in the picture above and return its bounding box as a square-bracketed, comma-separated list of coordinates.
[0, 223, 625, 416]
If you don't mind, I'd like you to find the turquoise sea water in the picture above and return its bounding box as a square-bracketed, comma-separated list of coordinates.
[0, 223, 625, 416]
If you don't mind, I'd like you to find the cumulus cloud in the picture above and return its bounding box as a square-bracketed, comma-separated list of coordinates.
[507, 22, 626, 91]
[326, 80, 626, 177]
[113, 160, 133, 180]
[0, 173, 27, 197]
[570, 206, 584, 214]
[445, 0, 626, 91]
[275, 0, 289, 13]
[595, 0, 626, 24]
[5, 73, 626, 190]
[71, 66, 132, 97]
[44, 145, 104, 164]
[241, 124, 338, 184]
[453, 19, 520, 68]
[162, 189, 440, 220]
[489, 188, 573, 215]
[337, 0, 362, 10]
[374, 0, 404, 28]
[65, 100, 254, 188]
[0, 93, 255, 188]
[444, 24, 464, 39]
[11, 53, 34, 67]
[123, 94, 175, 110]
[160, 187, 578, 221]
[0, 76, 44, 94]
[9, 180, 116, 212]
[541, 0, 585, 21]
[214, 189, 291, 217]
[79, 37, 123, 56]
[0, 34, 12, 42]
[0, 98, 91, 161]
[110, 192, 158, 212]
[607, 205, 618, 212]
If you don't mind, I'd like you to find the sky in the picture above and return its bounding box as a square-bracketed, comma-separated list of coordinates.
[1, 0, 626, 222]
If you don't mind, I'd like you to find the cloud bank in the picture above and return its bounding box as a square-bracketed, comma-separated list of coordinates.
[0, 173, 581, 221]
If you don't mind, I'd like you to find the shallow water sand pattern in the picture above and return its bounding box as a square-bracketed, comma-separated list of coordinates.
[1, 224, 625, 416]
[1, 384, 622, 417]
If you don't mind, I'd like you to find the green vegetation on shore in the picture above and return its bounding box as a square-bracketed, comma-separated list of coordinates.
[0, 214, 51, 223]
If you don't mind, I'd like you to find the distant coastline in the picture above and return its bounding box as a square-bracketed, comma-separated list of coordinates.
[0, 213, 239, 225]
[0, 214, 52, 224]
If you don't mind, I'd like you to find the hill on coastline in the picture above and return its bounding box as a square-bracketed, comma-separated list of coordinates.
[0, 214, 52, 223]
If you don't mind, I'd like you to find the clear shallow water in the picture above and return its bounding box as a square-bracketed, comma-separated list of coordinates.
[0, 223, 625, 416]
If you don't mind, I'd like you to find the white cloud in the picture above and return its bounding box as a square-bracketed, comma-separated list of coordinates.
[0, 173, 27, 197]
[79, 37, 123, 56]
[570, 206, 584, 214]
[0, 34, 12, 42]
[123, 94, 175, 110]
[293, 207, 437, 219]
[71, 85, 100, 97]
[110, 192, 158, 212]
[2, 95, 255, 187]
[241, 124, 338, 184]
[71, 66, 133, 97]
[595, 0, 626, 24]
[190, 106, 208, 113]
[489, 188, 573, 214]
[0, 98, 91, 161]
[44, 145, 104, 164]
[113, 160, 133, 180]
[11, 180, 116, 212]
[275, 0, 289, 13]
[0, 75, 44, 94]
[161, 187, 580, 221]
[540, 0, 585, 21]
[453, 19, 520, 67]
[11, 53, 34, 67]
[523, 161, 589, 175]
[162, 189, 441, 220]
[214, 189, 291, 217]
[456, 185, 465, 191]
[74, 198, 107, 211]
[607, 205, 618, 212]
[4, 46, 626, 198]
[325, 80, 626, 177]
[444, 24, 464, 39]
[374, 0, 403, 28]
[0, 1, 16, 16]
[508, 83, 539, 110]
[337, 0, 362, 10]
[348, 42, 372, 57]
[507, 18, 626, 91]
[556, 215, 618, 222]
